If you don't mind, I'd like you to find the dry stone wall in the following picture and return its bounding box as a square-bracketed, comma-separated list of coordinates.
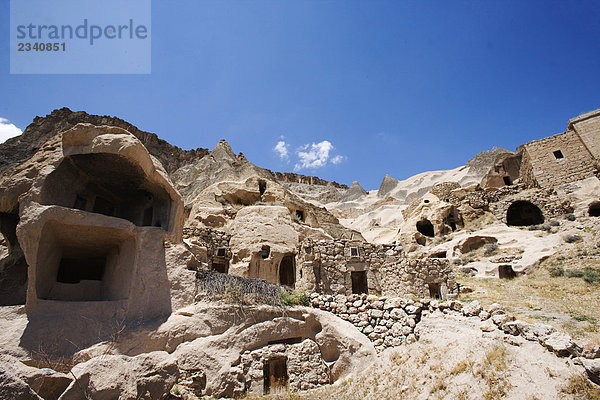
[379, 258, 456, 299]
[311, 294, 600, 362]
[240, 338, 330, 393]
[183, 227, 232, 267]
[296, 239, 402, 295]
[310, 293, 424, 352]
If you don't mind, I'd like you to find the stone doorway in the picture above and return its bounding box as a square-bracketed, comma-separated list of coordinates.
[279, 255, 295, 287]
[263, 357, 288, 394]
[351, 271, 368, 294]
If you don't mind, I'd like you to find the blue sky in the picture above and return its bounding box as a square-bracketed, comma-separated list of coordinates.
[1, 1, 600, 189]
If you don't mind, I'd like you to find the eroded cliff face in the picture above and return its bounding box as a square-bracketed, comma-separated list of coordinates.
[0, 108, 209, 175]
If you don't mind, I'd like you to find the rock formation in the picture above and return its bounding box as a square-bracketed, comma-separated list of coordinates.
[1, 107, 599, 399]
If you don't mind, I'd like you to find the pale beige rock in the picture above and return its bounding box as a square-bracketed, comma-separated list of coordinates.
[59, 351, 177, 400]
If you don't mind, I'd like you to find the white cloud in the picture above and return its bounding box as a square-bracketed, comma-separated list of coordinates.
[0, 118, 22, 143]
[331, 155, 345, 164]
[294, 140, 346, 170]
[273, 140, 290, 161]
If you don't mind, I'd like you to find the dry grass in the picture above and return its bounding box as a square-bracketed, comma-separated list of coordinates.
[457, 255, 600, 344]
[559, 374, 600, 400]
[475, 344, 511, 400]
[241, 341, 517, 400]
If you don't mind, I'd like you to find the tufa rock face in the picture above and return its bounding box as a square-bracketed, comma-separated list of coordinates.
[377, 174, 400, 198]
[341, 181, 368, 202]
[172, 138, 363, 241]
[1, 123, 184, 354]
[0, 107, 209, 175]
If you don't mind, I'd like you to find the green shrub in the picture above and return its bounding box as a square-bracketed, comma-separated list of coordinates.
[280, 290, 310, 306]
[549, 267, 565, 277]
[484, 243, 498, 257]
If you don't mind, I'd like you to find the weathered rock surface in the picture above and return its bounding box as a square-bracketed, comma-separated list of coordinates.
[59, 351, 177, 400]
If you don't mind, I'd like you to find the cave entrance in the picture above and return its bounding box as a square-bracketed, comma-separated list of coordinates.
[212, 260, 229, 274]
[56, 257, 105, 284]
[279, 255, 295, 287]
[506, 201, 544, 226]
[589, 202, 600, 217]
[40, 153, 173, 230]
[295, 210, 305, 222]
[263, 357, 288, 394]
[503, 176, 512, 186]
[0, 211, 27, 305]
[416, 219, 435, 237]
[351, 271, 368, 294]
[498, 265, 516, 279]
[428, 283, 441, 299]
[258, 180, 267, 196]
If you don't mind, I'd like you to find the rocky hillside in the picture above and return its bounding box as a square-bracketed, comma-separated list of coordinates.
[0, 108, 209, 175]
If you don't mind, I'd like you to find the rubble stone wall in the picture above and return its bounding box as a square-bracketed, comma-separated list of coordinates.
[379, 258, 456, 299]
[183, 227, 232, 266]
[240, 339, 330, 393]
[296, 239, 402, 295]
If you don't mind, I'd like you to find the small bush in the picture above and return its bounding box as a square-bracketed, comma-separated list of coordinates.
[549, 267, 565, 277]
[583, 268, 600, 284]
[484, 243, 498, 257]
[280, 290, 310, 306]
[195, 269, 284, 307]
[560, 268, 600, 284]
[564, 234, 582, 243]
[566, 213, 576, 221]
[549, 220, 560, 227]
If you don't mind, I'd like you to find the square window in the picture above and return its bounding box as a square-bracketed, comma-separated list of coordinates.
[553, 150, 564, 159]
[350, 247, 359, 257]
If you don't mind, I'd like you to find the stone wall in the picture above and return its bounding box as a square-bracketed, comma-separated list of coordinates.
[296, 239, 402, 295]
[570, 109, 600, 161]
[240, 338, 330, 394]
[379, 258, 456, 299]
[311, 294, 600, 362]
[183, 227, 232, 269]
[310, 293, 424, 352]
[520, 129, 597, 189]
[492, 189, 574, 224]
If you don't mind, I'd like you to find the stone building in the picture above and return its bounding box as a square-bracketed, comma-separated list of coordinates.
[519, 109, 600, 189]
[295, 239, 455, 299]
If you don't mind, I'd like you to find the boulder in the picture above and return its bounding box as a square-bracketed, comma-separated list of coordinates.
[0, 368, 42, 400]
[59, 351, 178, 400]
[462, 300, 482, 317]
[581, 359, 600, 385]
[542, 332, 582, 357]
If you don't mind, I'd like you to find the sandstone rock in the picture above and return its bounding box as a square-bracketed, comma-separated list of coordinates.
[480, 319, 496, 332]
[462, 300, 482, 317]
[581, 359, 600, 385]
[543, 332, 582, 357]
[0, 368, 42, 400]
[59, 351, 178, 400]
[518, 323, 557, 342]
[582, 343, 600, 359]
[0, 355, 72, 400]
